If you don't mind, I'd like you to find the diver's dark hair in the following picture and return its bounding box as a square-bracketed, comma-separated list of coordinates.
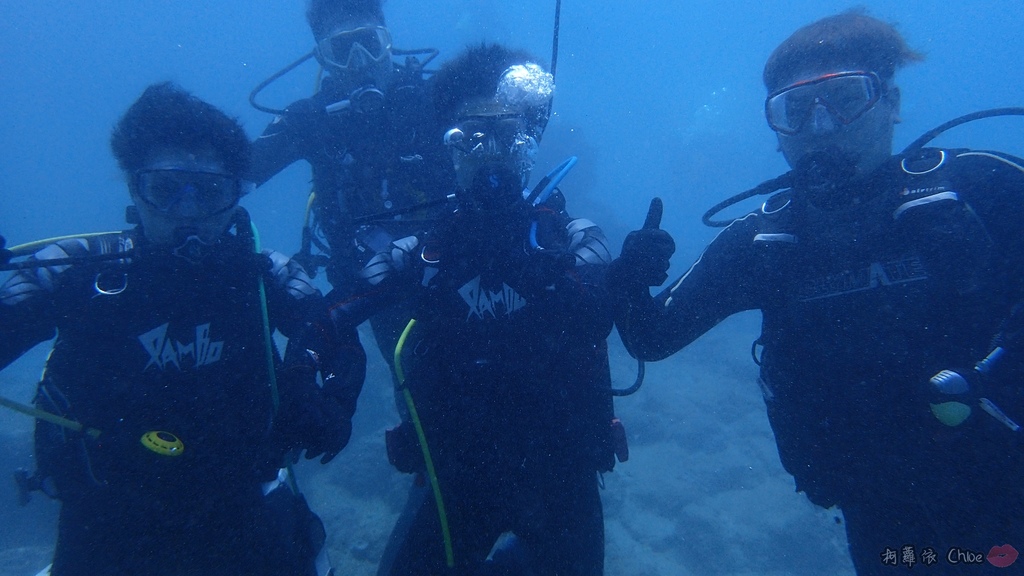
[763, 8, 924, 91]
[432, 43, 544, 124]
[306, 0, 386, 40]
[111, 82, 250, 178]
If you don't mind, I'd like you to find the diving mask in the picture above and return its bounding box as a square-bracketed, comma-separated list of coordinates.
[316, 26, 393, 71]
[445, 114, 539, 191]
[443, 63, 553, 202]
[135, 169, 243, 216]
[444, 115, 535, 157]
[766, 71, 883, 135]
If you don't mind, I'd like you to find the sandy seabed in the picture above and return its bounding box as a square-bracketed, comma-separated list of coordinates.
[0, 313, 855, 575]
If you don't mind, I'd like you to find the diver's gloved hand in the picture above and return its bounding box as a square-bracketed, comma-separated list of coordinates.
[299, 397, 351, 464]
[517, 249, 576, 293]
[385, 421, 424, 474]
[290, 249, 329, 281]
[276, 377, 352, 464]
[608, 198, 675, 289]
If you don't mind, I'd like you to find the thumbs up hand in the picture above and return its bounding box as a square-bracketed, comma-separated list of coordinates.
[612, 198, 676, 288]
[641, 196, 665, 231]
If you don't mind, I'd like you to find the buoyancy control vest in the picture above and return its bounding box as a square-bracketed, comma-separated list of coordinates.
[34, 232, 281, 499]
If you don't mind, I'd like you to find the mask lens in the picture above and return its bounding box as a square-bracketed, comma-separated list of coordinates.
[456, 116, 529, 156]
[825, 75, 877, 119]
[451, 115, 538, 199]
[137, 170, 239, 215]
[320, 26, 392, 69]
[766, 72, 880, 134]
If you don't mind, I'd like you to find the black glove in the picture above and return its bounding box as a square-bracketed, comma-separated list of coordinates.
[385, 421, 424, 474]
[277, 377, 352, 465]
[300, 397, 351, 464]
[517, 248, 576, 293]
[610, 198, 675, 288]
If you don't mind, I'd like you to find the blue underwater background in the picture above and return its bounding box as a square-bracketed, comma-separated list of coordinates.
[1, 1, 1023, 574]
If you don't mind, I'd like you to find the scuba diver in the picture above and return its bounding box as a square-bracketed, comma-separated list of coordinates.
[609, 10, 1024, 575]
[0, 83, 365, 576]
[249, 0, 454, 380]
[332, 44, 619, 575]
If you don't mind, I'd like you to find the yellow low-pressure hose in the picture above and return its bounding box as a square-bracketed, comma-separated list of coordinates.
[394, 319, 454, 568]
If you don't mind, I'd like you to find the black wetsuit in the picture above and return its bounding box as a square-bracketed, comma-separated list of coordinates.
[249, 69, 455, 293]
[617, 148, 1024, 574]
[250, 67, 454, 391]
[0, 228, 365, 576]
[348, 195, 616, 575]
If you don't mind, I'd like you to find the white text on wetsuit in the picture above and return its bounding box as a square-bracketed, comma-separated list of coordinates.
[458, 276, 526, 320]
[139, 323, 224, 370]
[797, 256, 928, 301]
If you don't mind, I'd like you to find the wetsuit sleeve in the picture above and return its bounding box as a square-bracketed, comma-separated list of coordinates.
[950, 151, 1024, 420]
[263, 249, 367, 405]
[951, 150, 1024, 274]
[0, 239, 92, 368]
[274, 306, 365, 461]
[553, 218, 616, 344]
[279, 304, 366, 429]
[326, 235, 424, 328]
[616, 216, 766, 361]
[248, 98, 320, 187]
[265, 250, 366, 459]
